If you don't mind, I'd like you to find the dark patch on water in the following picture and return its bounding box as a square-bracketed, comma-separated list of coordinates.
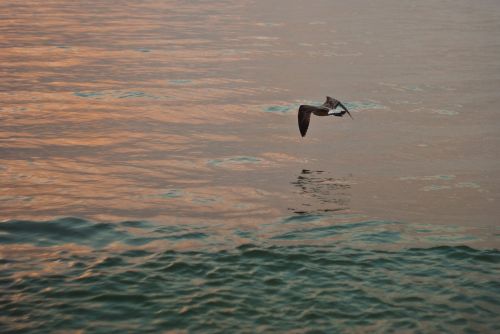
[159, 189, 183, 198]
[74, 91, 104, 98]
[116, 91, 148, 99]
[280, 213, 325, 224]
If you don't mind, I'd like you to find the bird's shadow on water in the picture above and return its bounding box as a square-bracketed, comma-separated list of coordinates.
[288, 169, 351, 215]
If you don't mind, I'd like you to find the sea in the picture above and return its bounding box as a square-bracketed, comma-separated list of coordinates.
[1, 0, 499, 333]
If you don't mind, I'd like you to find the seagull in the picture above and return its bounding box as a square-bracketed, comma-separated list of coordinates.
[298, 96, 352, 137]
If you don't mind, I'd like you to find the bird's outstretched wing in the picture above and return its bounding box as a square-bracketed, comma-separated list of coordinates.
[298, 105, 313, 137]
[323, 96, 353, 119]
[322, 96, 341, 109]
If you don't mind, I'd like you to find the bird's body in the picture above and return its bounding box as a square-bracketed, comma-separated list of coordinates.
[298, 96, 352, 137]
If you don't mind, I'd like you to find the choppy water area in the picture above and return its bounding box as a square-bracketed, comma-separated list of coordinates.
[1, 0, 499, 332]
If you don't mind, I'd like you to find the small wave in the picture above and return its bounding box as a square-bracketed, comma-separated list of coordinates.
[0, 217, 208, 249]
[0, 217, 127, 248]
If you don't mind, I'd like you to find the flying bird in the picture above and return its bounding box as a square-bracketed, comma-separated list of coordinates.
[298, 96, 352, 137]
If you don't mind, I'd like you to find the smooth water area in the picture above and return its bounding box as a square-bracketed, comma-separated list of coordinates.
[1, 0, 500, 332]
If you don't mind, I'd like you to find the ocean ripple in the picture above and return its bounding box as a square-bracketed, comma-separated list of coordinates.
[0, 218, 498, 333]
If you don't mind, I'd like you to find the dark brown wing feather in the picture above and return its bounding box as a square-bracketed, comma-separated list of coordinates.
[298, 105, 313, 137]
[323, 96, 353, 119]
[322, 96, 340, 109]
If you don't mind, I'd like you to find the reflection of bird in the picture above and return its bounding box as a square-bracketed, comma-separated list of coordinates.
[298, 96, 352, 137]
[289, 169, 351, 214]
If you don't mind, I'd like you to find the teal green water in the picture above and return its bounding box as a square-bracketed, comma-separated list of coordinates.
[1, 218, 499, 333]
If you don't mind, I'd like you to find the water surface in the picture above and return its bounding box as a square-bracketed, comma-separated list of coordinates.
[1, 0, 499, 332]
